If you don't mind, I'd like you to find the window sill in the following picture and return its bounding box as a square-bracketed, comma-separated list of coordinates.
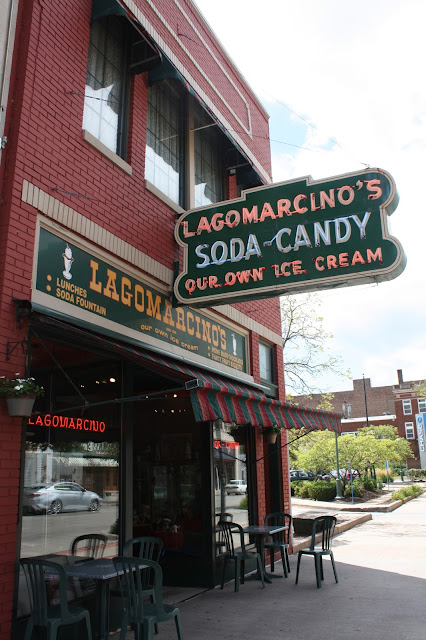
[82, 130, 132, 176]
[145, 180, 185, 215]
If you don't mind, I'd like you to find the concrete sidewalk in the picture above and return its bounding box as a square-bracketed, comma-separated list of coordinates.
[112, 490, 426, 640]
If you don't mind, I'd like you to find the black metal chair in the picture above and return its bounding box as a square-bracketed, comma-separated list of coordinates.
[217, 520, 265, 591]
[71, 533, 108, 560]
[113, 556, 183, 640]
[20, 557, 92, 640]
[295, 515, 339, 588]
[264, 512, 292, 577]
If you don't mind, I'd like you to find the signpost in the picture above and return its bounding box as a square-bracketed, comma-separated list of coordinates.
[174, 168, 406, 307]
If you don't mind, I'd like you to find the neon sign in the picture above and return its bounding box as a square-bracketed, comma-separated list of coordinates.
[28, 414, 106, 433]
[174, 168, 406, 306]
[213, 440, 239, 450]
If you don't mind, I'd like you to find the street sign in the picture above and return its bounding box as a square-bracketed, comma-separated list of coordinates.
[174, 168, 406, 307]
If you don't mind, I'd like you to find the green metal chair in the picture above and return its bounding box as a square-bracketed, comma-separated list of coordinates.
[217, 520, 265, 592]
[20, 557, 92, 640]
[295, 515, 339, 588]
[71, 533, 108, 560]
[113, 556, 183, 640]
[123, 536, 163, 563]
[264, 512, 292, 577]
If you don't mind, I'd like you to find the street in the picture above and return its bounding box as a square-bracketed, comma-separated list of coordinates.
[21, 503, 118, 557]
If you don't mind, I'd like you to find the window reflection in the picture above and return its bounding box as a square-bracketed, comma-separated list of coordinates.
[213, 421, 249, 540]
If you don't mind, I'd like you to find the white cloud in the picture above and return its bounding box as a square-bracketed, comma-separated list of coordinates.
[195, 0, 426, 390]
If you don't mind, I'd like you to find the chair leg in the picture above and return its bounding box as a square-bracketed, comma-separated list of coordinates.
[234, 557, 241, 592]
[320, 556, 324, 581]
[314, 555, 322, 588]
[23, 619, 34, 640]
[84, 612, 93, 640]
[270, 548, 274, 572]
[256, 554, 265, 589]
[221, 557, 228, 589]
[295, 552, 302, 584]
[240, 558, 245, 585]
[330, 552, 339, 583]
[174, 611, 183, 640]
[280, 548, 288, 578]
[285, 548, 291, 574]
[142, 618, 156, 640]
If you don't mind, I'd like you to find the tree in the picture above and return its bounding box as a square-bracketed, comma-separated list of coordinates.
[281, 293, 350, 394]
[294, 424, 413, 489]
[415, 380, 426, 398]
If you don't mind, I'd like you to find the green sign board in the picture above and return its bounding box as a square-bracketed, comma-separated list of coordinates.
[35, 228, 247, 373]
[174, 168, 406, 306]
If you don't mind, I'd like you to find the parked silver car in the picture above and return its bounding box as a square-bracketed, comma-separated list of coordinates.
[23, 482, 101, 514]
[225, 479, 247, 495]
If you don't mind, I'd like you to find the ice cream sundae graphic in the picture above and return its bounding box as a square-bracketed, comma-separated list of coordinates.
[62, 244, 74, 280]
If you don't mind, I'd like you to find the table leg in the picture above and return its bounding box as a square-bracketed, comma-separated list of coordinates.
[95, 581, 110, 640]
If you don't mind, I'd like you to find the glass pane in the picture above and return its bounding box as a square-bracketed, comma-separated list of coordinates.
[17, 350, 121, 618]
[83, 18, 126, 154]
[259, 342, 274, 382]
[145, 80, 184, 205]
[194, 102, 224, 207]
[213, 421, 248, 551]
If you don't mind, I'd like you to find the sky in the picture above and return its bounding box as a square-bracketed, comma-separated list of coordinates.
[195, 0, 426, 393]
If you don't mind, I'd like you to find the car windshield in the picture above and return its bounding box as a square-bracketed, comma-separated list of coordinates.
[229, 481, 241, 485]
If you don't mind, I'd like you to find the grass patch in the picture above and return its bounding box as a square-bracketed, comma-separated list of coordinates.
[391, 485, 424, 501]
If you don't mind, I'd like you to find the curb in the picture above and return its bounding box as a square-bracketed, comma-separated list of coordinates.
[291, 513, 372, 554]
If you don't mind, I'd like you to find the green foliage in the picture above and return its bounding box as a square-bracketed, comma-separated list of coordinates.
[361, 477, 377, 492]
[391, 485, 424, 501]
[109, 519, 119, 535]
[376, 468, 394, 483]
[316, 393, 335, 412]
[292, 481, 311, 498]
[307, 480, 337, 501]
[0, 376, 44, 398]
[408, 468, 426, 481]
[344, 479, 362, 498]
[239, 495, 248, 510]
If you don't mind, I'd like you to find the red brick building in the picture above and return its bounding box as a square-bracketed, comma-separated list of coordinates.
[294, 369, 425, 469]
[0, 2, 340, 637]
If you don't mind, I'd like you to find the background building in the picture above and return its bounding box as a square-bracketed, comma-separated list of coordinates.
[294, 369, 425, 469]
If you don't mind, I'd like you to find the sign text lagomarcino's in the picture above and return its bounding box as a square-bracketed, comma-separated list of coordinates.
[174, 168, 406, 306]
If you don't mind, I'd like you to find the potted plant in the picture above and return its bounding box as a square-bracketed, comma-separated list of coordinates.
[0, 375, 44, 417]
[262, 425, 282, 444]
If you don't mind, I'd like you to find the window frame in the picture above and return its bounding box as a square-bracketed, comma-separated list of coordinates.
[418, 398, 426, 413]
[83, 16, 132, 160]
[402, 399, 412, 415]
[404, 422, 415, 439]
[259, 340, 277, 399]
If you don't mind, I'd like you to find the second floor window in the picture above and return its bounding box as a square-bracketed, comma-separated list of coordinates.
[418, 398, 426, 413]
[83, 17, 129, 158]
[402, 399, 412, 415]
[259, 341, 277, 398]
[145, 79, 185, 206]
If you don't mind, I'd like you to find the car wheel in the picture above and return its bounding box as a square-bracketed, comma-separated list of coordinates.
[49, 499, 62, 515]
[89, 499, 99, 512]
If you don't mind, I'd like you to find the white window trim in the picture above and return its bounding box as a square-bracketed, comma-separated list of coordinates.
[418, 398, 426, 413]
[405, 422, 415, 440]
[402, 399, 412, 415]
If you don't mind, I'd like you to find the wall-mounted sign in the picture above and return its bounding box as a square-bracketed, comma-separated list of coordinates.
[415, 413, 426, 468]
[174, 168, 406, 306]
[35, 228, 247, 373]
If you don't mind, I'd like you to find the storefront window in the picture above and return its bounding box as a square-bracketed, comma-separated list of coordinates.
[213, 420, 250, 546]
[17, 341, 121, 619]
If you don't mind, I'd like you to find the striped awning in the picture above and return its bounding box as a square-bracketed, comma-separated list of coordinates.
[104, 341, 342, 433]
[30, 312, 341, 433]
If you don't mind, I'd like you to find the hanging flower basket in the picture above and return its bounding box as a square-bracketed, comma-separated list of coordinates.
[262, 425, 282, 445]
[0, 376, 44, 417]
[5, 394, 37, 417]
